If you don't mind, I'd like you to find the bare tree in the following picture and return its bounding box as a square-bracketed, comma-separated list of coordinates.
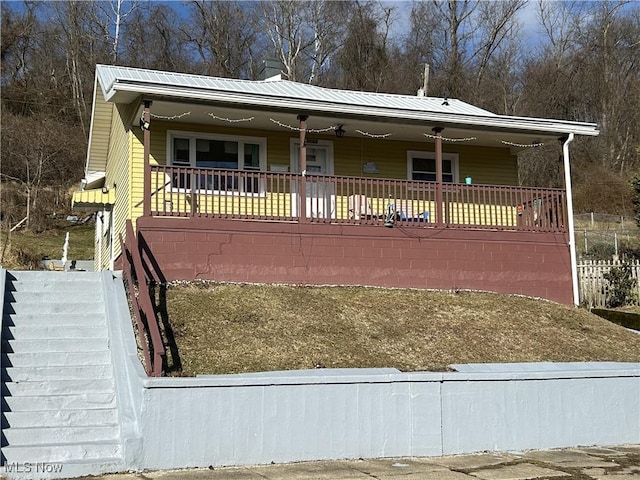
[336, 1, 396, 92]
[259, 0, 315, 81]
[51, 1, 111, 133]
[122, 4, 191, 73]
[471, 0, 526, 93]
[302, 1, 349, 85]
[185, 1, 258, 78]
[96, 0, 140, 63]
[576, 1, 640, 174]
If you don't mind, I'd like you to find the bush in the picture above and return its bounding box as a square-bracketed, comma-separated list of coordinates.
[604, 263, 638, 308]
[582, 241, 617, 261]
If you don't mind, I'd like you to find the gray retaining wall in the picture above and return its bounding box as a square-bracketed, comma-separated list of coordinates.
[103, 274, 639, 472]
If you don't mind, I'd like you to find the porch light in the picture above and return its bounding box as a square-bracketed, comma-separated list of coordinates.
[140, 115, 150, 131]
[335, 125, 346, 138]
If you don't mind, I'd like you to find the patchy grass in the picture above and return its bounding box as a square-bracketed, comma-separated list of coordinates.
[1, 221, 94, 269]
[164, 283, 640, 376]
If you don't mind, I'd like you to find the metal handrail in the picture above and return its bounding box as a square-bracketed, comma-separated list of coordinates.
[119, 219, 165, 376]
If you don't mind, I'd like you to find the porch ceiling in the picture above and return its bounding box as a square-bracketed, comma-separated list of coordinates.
[144, 100, 563, 151]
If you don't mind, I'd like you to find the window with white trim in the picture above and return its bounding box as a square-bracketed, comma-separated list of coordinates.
[168, 131, 266, 194]
[407, 151, 459, 183]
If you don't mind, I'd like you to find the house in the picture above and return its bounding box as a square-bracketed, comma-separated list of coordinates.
[72, 64, 599, 305]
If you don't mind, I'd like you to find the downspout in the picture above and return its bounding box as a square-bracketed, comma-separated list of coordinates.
[109, 206, 115, 271]
[97, 211, 103, 271]
[562, 133, 579, 306]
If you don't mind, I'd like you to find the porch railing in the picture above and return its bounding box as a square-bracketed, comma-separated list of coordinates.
[149, 166, 567, 233]
[120, 219, 165, 377]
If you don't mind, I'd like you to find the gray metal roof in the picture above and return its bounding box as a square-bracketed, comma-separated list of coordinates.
[94, 64, 599, 138]
[96, 64, 495, 117]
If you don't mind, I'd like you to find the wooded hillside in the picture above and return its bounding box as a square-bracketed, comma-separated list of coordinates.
[1, 0, 638, 231]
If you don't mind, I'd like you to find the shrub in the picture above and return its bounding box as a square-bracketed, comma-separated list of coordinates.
[604, 263, 638, 308]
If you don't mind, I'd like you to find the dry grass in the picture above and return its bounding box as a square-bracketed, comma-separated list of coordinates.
[1, 221, 95, 269]
[164, 283, 640, 376]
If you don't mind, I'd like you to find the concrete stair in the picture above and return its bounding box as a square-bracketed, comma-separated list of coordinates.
[1, 271, 124, 479]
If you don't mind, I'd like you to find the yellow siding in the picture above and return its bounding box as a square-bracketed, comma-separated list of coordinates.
[133, 120, 517, 185]
[86, 88, 114, 174]
[122, 119, 519, 244]
[97, 101, 139, 271]
[156, 191, 517, 227]
[334, 137, 517, 184]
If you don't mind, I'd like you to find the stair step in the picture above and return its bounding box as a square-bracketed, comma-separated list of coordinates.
[3, 365, 113, 382]
[3, 301, 105, 315]
[2, 312, 106, 327]
[6, 278, 101, 292]
[2, 351, 111, 368]
[1, 441, 122, 463]
[5, 271, 102, 283]
[3, 378, 115, 396]
[3, 338, 109, 353]
[5, 325, 107, 340]
[4, 289, 102, 303]
[3, 424, 120, 445]
[4, 408, 118, 428]
[3, 392, 116, 411]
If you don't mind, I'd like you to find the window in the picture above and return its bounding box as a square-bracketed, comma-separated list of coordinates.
[407, 151, 459, 183]
[168, 132, 266, 194]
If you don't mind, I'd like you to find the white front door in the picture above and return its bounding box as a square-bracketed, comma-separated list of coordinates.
[290, 140, 335, 219]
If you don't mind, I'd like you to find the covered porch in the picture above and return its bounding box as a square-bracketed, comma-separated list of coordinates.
[148, 165, 567, 233]
[81, 65, 600, 304]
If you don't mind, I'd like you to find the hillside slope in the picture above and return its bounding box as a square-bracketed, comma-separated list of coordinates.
[164, 283, 640, 376]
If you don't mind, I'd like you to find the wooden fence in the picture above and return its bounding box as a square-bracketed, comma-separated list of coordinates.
[577, 259, 640, 309]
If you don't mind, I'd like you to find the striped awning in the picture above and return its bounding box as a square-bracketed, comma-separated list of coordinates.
[72, 188, 115, 209]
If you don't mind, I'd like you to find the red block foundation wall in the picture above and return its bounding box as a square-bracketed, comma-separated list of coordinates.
[136, 217, 574, 304]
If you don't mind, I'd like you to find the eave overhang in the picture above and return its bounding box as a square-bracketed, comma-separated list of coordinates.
[102, 79, 599, 139]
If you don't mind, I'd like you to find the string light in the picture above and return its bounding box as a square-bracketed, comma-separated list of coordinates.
[269, 118, 336, 133]
[424, 133, 477, 142]
[501, 140, 545, 148]
[356, 129, 392, 138]
[150, 111, 191, 120]
[208, 113, 254, 123]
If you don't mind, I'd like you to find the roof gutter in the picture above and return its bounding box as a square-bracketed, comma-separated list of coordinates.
[105, 81, 600, 137]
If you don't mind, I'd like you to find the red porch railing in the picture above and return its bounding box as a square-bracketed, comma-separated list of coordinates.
[119, 219, 165, 377]
[149, 166, 567, 233]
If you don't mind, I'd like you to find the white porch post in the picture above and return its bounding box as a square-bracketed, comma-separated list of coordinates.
[433, 127, 444, 225]
[142, 100, 152, 217]
[298, 115, 308, 222]
[562, 133, 579, 306]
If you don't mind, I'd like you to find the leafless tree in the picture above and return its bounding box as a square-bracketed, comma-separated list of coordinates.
[185, 1, 258, 78]
[122, 4, 191, 73]
[335, 1, 397, 92]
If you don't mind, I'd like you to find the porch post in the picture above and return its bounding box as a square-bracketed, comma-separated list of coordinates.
[298, 115, 308, 222]
[561, 133, 579, 306]
[142, 100, 152, 217]
[433, 126, 444, 225]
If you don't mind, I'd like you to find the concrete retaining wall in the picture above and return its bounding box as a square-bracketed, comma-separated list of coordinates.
[103, 275, 640, 472]
[132, 368, 639, 470]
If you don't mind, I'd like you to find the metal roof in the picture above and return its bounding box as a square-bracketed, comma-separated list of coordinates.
[94, 64, 599, 137]
[96, 64, 494, 117]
